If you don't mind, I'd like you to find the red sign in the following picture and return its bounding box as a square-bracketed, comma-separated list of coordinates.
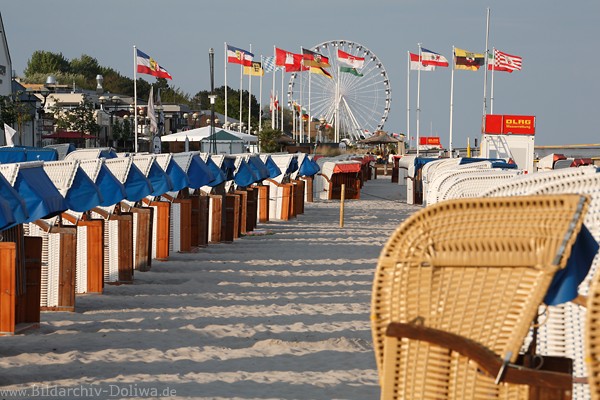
[419, 136, 442, 146]
[483, 114, 536, 135]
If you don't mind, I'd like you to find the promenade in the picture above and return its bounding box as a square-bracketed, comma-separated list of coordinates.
[0, 176, 420, 400]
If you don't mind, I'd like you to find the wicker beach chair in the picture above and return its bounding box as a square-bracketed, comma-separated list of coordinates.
[586, 263, 600, 400]
[484, 169, 600, 400]
[372, 194, 590, 399]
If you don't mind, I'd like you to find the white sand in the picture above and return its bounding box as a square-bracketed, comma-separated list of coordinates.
[0, 176, 420, 399]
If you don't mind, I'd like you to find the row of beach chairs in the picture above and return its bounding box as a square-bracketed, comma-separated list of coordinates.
[373, 157, 600, 399]
[0, 149, 324, 337]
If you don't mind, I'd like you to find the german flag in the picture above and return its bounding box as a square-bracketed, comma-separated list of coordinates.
[310, 66, 332, 79]
[302, 48, 330, 68]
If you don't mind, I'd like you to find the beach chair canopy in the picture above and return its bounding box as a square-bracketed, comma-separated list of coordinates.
[0, 146, 58, 163]
[298, 155, 320, 177]
[64, 147, 118, 160]
[43, 161, 103, 213]
[203, 156, 226, 187]
[233, 159, 258, 187]
[0, 162, 67, 223]
[93, 162, 127, 207]
[220, 156, 237, 181]
[262, 155, 282, 178]
[0, 171, 27, 229]
[247, 155, 270, 181]
[154, 154, 190, 193]
[459, 157, 518, 169]
[105, 158, 153, 202]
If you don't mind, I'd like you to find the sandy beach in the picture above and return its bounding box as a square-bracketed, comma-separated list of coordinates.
[0, 176, 419, 400]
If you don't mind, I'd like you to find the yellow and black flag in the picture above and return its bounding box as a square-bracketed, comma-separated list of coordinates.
[302, 48, 331, 68]
[454, 48, 485, 71]
[244, 61, 264, 76]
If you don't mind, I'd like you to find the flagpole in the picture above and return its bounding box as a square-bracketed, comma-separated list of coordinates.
[281, 67, 284, 133]
[133, 45, 138, 153]
[308, 70, 312, 143]
[416, 43, 422, 157]
[224, 42, 228, 128]
[335, 64, 340, 143]
[246, 45, 251, 134]
[449, 46, 455, 158]
[406, 51, 410, 151]
[482, 7, 491, 118]
[490, 48, 495, 114]
[259, 56, 263, 132]
[239, 51, 244, 133]
[272, 46, 276, 130]
[299, 72, 303, 143]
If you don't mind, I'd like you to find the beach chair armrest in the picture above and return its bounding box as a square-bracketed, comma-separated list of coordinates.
[385, 322, 573, 390]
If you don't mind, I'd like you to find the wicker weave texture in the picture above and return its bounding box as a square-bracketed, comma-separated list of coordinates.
[372, 194, 589, 399]
[587, 267, 600, 400]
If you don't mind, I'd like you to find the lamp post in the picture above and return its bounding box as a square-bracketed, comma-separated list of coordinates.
[209, 47, 217, 154]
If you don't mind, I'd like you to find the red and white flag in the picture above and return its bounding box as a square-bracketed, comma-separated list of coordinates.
[136, 49, 173, 80]
[337, 49, 365, 69]
[227, 44, 254, 66]
[409, 53, 436, 71]
[420, 48, 449, 67]
[489, 48, 522, 72]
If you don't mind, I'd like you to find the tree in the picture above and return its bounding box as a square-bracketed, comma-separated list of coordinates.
[24, 50, 70, 77]
[50, 94, 100, 140]
[257, 127, 281, 153]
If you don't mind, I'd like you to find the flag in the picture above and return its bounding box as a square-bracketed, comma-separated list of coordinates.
[454, 48, 485, 71]
[270, 92, 280, 112]
[310, 66, 332, 79]
[156, 88, 164, 135]
[340, 66, 363, 77]
[227, 44, 254, 66]
[244, 61, 264, 76]
[3, 123, 16, 146]
[263, 56, 276, 73]
[488, 49, 522, 73]
[409, 53, 436, 71]
[302, 48, 330, 68]
[275, 48, 307, 72]
[420, 48, 449, 67]
[136, 49, 173, 80]
[147, 86, 157, 135]
[337, 49, 365, 69]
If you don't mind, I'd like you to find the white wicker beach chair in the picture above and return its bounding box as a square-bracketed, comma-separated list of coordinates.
[433, 169, 524, 204]
[484, 166, 600, 400]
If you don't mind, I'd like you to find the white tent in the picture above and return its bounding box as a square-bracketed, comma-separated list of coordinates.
[161, 126, 258, 143]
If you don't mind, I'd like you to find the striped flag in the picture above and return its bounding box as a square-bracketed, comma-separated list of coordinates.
[227, 44, 253, 66]
[489, 48, 522, 73]
[136, 49, 173, 80]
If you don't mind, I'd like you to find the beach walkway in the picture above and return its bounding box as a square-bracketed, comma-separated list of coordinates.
[0, 176, 419, 400]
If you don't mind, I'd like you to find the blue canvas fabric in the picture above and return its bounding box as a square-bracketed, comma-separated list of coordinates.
[286, 156, 299, 174]
[414, 157, 438, 172]
[247, 156, 270, 181]
[96, 164, 127, 207]
[0, 146, 58, 163]
[458, 157, 518, 169]
[187, 155, 215, 189]
[299, 156, 320, 177]
[13, 165, 67, 222]
[64, 167, 103, 212]
[0, 172, 28, 227]
[123, 163, 153, 202]
[204, 157, 226, 187]
[148, 161, 173, 197]
[544, 224, 600, 305]
[165, 159, 190, 192]
[0, 196, 15, 230]
[221, 157, 237, 181]
[264, 156, 282, 178]
[234, 160, 258, 187]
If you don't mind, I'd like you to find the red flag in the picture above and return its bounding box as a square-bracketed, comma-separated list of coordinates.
[136, 49, 173, 80]
[275, 48, 307, 72]
[488, 49, 522, 73]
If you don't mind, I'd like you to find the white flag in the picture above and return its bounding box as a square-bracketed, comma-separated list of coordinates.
[4, 123, 16, 146]
[147, 86, 157, 135]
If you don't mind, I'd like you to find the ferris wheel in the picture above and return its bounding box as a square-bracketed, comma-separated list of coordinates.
[287, 40, 391, 142]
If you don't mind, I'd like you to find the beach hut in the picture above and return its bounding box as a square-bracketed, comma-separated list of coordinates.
[0, 171, 43, 335]
[154, 153, 192, 253]
[0, 162, 69, 313]
[71, 158, 126, 293]
[129, 154, 173, 262]
[92, 157, 152, 283]
[315, 159, 362, 200]
[171, 152, 214, 248]
[261, 154, 298, 221]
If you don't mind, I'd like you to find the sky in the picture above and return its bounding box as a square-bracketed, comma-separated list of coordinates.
[2, 0, 599, 147]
